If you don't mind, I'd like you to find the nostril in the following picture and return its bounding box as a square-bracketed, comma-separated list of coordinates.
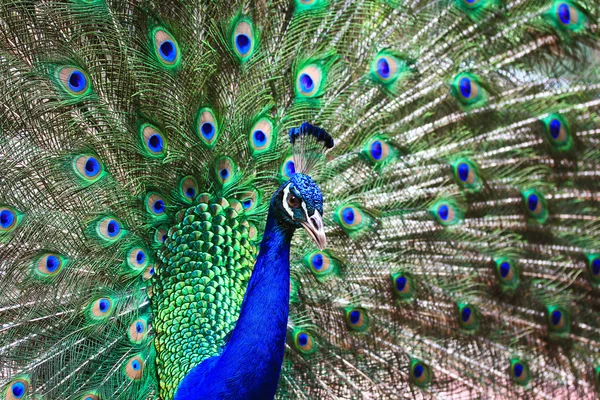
[311, 218, 319, 229]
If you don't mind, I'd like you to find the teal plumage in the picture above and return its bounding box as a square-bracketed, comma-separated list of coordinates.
[1, 0, 600, 399]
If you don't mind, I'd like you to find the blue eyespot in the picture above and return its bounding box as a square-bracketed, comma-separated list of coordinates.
[46, 255, 60, 273]
[232, 20, 255, 61]
[242, 199, 253, 209]
[500, 262, 510, 278]
[461, 307, 471, 322]
[1, 209, 15, 229]
[90, 297, 114, 319]
[136, 321, 144, 333]
[253, 130, 267, 146]
[220, 168, 229, 179]
[345, 308, 368, 331]
[299, 73, 314, 93]
[527, 194, 539, 212]
[285, 161, 296, 176]
[148, 134, 163, 152]
[298, 332, 308, 346]
[11, 381, 25, 398]
[551, 309, 562, 326]
[376, 58, 390, 79]
[457, 163, 469, 182]
[342, 207, 355, 225]
[202, 122, 215, 140]
[549, 119, 562, 139]
[96, 217, 123, 241]
[146, 194, 167, 216]
[459, 77, 471, 98]
[84, 157, 100, 177]
[187, 187, 196, 197]
[107, 220, 120, 237]
[159, 40, 176, 62]
[413, 364, 424, 378]
[153, 29, 179, 67]
[74, 155, 104, 181]
[410, 360, 431, 386]
[514, 363, 523, 378]
[99, 299, 110, 313]
[312, 253, 323, 270]
[547, 306, 569, 335]
[370, 141, 383, 160]
[136, 251, 145, 264]
[150, 267, 155, 275]
[396, 276, 407, 291]
[437, 204, 449, 220]
[68, 70, 87, 93]
[558, 3, 570, 24]
[153, 200, 164, 213]
[125, 355, 144, 379]
[236, 34, 251, 55]
[593, 258, 600, 276]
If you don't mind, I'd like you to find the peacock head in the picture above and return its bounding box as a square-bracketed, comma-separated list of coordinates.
[271, 173, 326, 250]
[270, 122, 333, 250]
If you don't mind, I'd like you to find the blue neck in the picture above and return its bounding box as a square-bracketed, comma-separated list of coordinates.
[175, 209, 293, 400]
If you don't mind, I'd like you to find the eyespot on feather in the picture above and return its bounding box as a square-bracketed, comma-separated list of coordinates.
[73, 155, 104, 182]
[4, 377, 29, 400]
[280, 155, 296, 180]
[451, 72, 486, 108]
[431, 201, 462, 226]
[154, 227, 168, 245]
[457, 303, 479, 331]
[143, 264, 156, 280]
[152, 28, 180, 67]
[345, 308, 368, 331]
[410, 360, 431, 387]
[452, 158, 481, 191]
[547, 306, 570, 335]
[296, 64, 324, 98]
[146, 193, 167, 217]
[128, 317, 149, 343]
[521, 189, 548, 224]
[95, 217, 123, 242]
[333, 204, 370, 236]
[56, 67, 91, 96]
[494, 258, 519, 290]
[196, 108, 219, 148]
[237, 189, 259, 211]
[127, 247, 148, 272]
[89, 297, 114, 320]
[80, 393, 99, 400]
[232, 18, 256, 61]
[215, 157, 237, 187]
[0, 206, 22, 233]
[510, 359, 531, 386]
[179, 176, 198, 202]
[249, 118, 276, 155]
[391, 272, 414, 299]
[293, 330, 315, 354]
[548, 1, 586, 32]
[35, 253, 66, 277]
[140, 124, 167, 157]
[125, 355, 144, 380]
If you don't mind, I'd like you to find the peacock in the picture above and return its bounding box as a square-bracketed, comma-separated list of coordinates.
[1, 0, 600, 398]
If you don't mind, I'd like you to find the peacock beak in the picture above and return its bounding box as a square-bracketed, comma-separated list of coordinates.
[300, 210, 326, 250]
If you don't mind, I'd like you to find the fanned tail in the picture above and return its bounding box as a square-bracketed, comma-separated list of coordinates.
[1, 0, 599, 399]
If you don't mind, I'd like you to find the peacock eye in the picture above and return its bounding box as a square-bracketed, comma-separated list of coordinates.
[287, 194, 300, 208]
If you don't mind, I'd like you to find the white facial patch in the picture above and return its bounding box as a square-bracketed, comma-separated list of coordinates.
[282, 183, 295, 219]
[282, 183, 306, 220]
